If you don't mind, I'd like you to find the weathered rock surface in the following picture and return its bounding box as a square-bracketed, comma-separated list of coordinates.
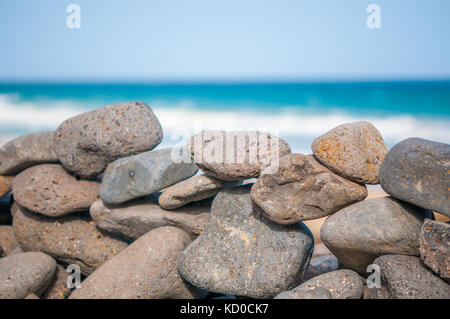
[311, 121, 388, 184]
[362, 285, 390, 299]
[12, 203, 128, 275]
[90, 197, 211, 240]
[12, 164, 100, 217]
[178, 185, 314, 299]
[55, 102, 163, 178]
[303, 255, 339, 281]
[0, 175, 14, 198]
[419, 218, 450, 281]
[158, 174, 225, 209]
[0, 252, 56, 299]
[42, 264, 72, 299]
[373, 254, 450, 299]
[187, 131, 291, 181]
[0, 131, 59, 175]
[251, 154, 367, 224]
[100, 147, 198, 205]
[321, 197, 434, 274]
[276, 270, 364, 299]
[0, 225, 19, 257]
[379, 137, 450, 216]
[274, 286, 332, 299]
[70, 227, 204, 299]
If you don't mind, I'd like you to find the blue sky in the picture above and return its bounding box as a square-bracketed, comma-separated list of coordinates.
[0, 0, 449, 82]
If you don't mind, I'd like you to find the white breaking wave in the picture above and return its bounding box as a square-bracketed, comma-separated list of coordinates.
[0, 93, 449, 151]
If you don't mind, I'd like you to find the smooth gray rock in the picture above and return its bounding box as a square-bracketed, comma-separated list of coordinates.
[321, 197, 434, 274]
[178, 185, 314, 299]
[0, 252, 57, 299]
[70, 227, 205, 299]
[379, 137, 450, 217]
[90, 197, 210, 240]
[100, 147, 199, 205]
[419, 218, 450, 281]
[0, 131, 59, 175]
[373, 255, 450, 299]
[55, 102, 163, 178]
[274, 286, 331, 299]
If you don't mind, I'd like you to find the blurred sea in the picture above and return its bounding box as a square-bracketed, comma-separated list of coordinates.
[0, 82, 449, 152]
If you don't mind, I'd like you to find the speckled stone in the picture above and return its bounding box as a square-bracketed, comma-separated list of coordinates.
[187, 131, 291, 181]
[321, 197, 434, 274]
[11, 203, 128, 275]
[373, 254, 450, 299]
[276, 270, 364, 299]
[178, 185, 314, 299]
[311, 121, 388, 184]
[274, 286, 331, 299]
[70, 227, 205, 299]
[12, 164, 100, 217]
[41, 264, 72, 299]
[0, 131, 59, 175]
[419, 218, 450, 281]
[251, 154, 367, 224]
[0, 175, 14, 198]
[90, 197, 210, 240]
[303, 255, 339, 281]
[0, 252, 57, 299]
[379, 138, 450, 217]
[55, 102, 163, 178]
[158, 174, 226, 210]
[100, 147, 198, 205]
[0, 225, 19, 257]
[362, 285, 390, 299]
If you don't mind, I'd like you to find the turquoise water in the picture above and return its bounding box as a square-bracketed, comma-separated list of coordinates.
[1, 82, 449, 152]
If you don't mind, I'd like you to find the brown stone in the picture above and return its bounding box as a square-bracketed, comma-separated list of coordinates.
[42, 264, 72, 299]
[0, 225, 19, 257]
[0, 175, 14, 198]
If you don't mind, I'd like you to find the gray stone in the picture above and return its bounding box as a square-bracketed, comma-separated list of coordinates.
[321, 197, 433, 274]
[419, 218, 450, 281]
[311, 121, 388, 184]
[303, 255, 339, 281]
[379, 137, 450, 217]
[187, 131, 291, 181]
[0, 131, 59, 175]
[41, 264, 72, 299]
[158, 174, 225, 210]
[274, 287, 331, 299]
[90, 197, 210, 240]
[100, 147, 198, 205]
[0, 225, 19, 257]
[251, 154, 367, 224]
[12, 203, 128, 275]
[0, 252, 56, 299]
[70, 227, 204, 299]
[12, 164, 100, 217]
[55, 102, 163, 178]
[178, 185, 314, 299]
[373, 254, 450, 299]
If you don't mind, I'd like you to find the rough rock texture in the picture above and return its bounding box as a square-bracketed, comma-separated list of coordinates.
[0, 175, 14, 198]
[311, 121, 388, 184]
[276, 270, 364, 299]
[321, 197, 434, 274]
[178, 185, 314, 299]
[187, 131, 291, 181]
[363, 285, 390, 299]
[100, 147, 199, 205]
[55, 102, 163, 178]
[379, 137, 450, 216]
[90, 197, 211, 240]
[0, 131, 59, 175]
[419, 218, 450, 281]
[0, 225, 19, 257]
[0, 252, 57, 299]
[274, 286, 332, 299]
[251, 154, 367, 224]
[41, 264, 72, 299]
[70, 227, 204, 299]
[373, 255, 450, 299]
[11, 203, 128, 275]
[158, 174, 225, 209]
[12, 164, 100, 217]
[303, 255, 339, 281]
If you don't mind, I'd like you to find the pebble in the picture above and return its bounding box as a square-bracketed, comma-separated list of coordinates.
[178, 185, 314, 299]
[54, 102, 163, 178]
[0, 225, 19, 257]
[12, 164, 100, 217]
[274, 286, 331, 299]
[41, 264, 72, 299]
[251, 154, 367, 224]
[0, 175, 14, 198]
